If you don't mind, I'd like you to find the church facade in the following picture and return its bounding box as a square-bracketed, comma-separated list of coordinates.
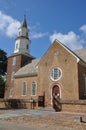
[4, 17, 86, 112]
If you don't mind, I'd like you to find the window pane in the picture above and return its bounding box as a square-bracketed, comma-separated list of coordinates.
[54, 68, 58, 80]
[11, 71, 15, 80]
[9, 88, 13, 97]
[15, 43, 19, 50]
[32, 82, 36, 95]
[12, 57, 16, 66]
[22, 82, 26, 96]
[50, 67, 62, 81]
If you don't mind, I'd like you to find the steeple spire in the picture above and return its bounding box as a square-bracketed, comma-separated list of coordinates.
[21, 15, 27, 28]
[14, 16, 30, 54]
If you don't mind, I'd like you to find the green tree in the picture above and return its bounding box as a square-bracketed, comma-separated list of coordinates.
[0, 76, 5, 98]
[0, 49, 7, 75]
[0, 49, 7, 98]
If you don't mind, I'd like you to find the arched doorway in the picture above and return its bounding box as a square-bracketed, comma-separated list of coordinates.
[52, 85, 62, 111]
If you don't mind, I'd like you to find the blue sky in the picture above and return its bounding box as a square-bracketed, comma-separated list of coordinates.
[0, 0, 86, 58]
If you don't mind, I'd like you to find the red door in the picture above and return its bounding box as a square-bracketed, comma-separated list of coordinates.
[52, 85, 60, 98]
[52, 85, 61, 111]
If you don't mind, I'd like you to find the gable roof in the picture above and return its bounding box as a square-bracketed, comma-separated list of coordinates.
[15, 39, 86, 78]
[38, 39, 86, 68]
[55, 40, 80, 62]
[15, 59, 40, 78]
[74, 48, 86, 62]
[54, 39, 86, 64]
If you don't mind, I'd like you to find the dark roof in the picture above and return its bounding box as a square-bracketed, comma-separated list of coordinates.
[21, 15, 27, 28]
[15, 36, 29, 40]
[15, 59, 40, 78]
[74, 48, 86, 62]
[14, 40, 86, 78]
[8, 52, 35, 59]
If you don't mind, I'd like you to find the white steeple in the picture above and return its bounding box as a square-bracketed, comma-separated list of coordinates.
[14, 16, 30, 54]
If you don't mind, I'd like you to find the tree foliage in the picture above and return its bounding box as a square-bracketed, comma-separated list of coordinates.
[0, 49, 7, 98]
[0, 49, 7, 75]
[0, 76, 5, 98]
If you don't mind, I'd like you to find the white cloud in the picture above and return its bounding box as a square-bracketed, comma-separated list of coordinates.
[49, 31, 84, 50]
[30, 32, 49, 39]
[0, 11, 48, 39]
[0, 10, 86, 51]
[0, 11, 20, 38]
[80, 24, 86, 34]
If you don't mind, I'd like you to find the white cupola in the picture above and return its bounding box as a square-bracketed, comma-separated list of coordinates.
[14, 16, 30, 54]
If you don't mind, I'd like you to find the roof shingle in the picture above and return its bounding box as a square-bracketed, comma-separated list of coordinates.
[15, 59, 40, 78]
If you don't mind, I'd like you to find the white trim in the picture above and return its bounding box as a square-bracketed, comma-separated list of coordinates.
[11, 71, 15, 80]
[12, 57, 16, 66]
[9, 88, 13, 98]
[50, 67, 62, 81]
[55, 40, 80, 62]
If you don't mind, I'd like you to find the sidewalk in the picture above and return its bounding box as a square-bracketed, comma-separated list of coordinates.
[0, 109, 56, 118]
[0, 109, 86, 130]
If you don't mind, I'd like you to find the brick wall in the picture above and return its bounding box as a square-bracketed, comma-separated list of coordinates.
[38, 41, 79, 107]
[78, 63, 86, 99]
[0, 99, 37, 109]
[4, 53, 34, 99]
[13, 76, 38, 100]
[0, 99, 86, 113]
[62, 100, 86, 113]
[4, 40, 86, 113]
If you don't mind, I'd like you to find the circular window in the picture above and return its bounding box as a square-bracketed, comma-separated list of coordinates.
[50, 67, 62, 81]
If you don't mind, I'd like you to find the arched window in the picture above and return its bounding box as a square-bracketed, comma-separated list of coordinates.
[26, 44, 29, 49]
[9, 88, 13, 98]
[15, 43, 19, 50]
[12, 57, 16, 66]
[31, 81, 36, 96]
[11, 71, 15, 80]
[22, 82, 27, 96]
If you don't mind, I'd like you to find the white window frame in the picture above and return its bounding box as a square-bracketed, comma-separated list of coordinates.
[31, 81, 37, 96]
[9, 88, 13, 98]
[50, 67, 62, 81]
[19, 31, 21, 36]
[22, 82, 27, 96]
[11, 71, 15, 80]
[12, 57, 16, 66]
[15, 43, 19, 50]
[26, 44, 29, 49]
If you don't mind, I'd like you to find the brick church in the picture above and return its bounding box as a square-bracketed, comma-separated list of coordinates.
[4, 17, 86, 112]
